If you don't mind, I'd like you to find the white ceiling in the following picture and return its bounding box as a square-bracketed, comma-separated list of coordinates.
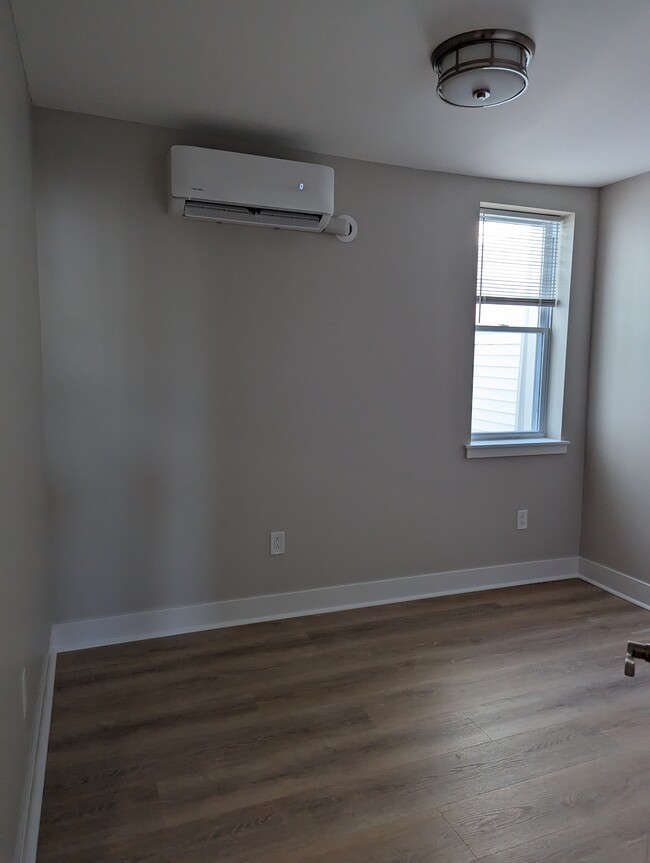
[12, 0, 650, 187]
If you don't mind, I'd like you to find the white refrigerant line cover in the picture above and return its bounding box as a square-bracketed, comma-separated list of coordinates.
[168, 145, 336, 233]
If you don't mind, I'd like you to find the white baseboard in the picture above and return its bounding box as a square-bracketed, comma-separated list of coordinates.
[15, 651, 56, 863]
[579, 557, 650, 611]
[51, 556, 579, 653]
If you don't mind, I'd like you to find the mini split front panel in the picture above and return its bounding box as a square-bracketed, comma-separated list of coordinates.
[168, 146, 357, 241]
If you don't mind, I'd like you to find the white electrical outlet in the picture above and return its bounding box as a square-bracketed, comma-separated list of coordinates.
[21, 668, 28, 720]
[270, 531, 285, 555]
[517, 509, 528, 530]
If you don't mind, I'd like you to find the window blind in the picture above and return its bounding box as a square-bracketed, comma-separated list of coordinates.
[476, 210, 561, 307]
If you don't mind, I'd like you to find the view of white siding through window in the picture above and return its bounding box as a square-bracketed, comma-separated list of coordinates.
[471, 211, 560, 437]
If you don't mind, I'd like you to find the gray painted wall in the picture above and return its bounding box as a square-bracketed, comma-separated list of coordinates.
[34, 108, 599, 624]
[0, 2, 50, 856]
[582, 173, 650, 579]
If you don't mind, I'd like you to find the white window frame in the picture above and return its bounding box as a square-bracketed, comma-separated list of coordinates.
[466, 204, 574, 459]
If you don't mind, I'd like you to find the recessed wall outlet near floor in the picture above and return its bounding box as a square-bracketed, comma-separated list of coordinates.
[21, 668, 27, 720]
[270, 531, 285, 555]
[517, 509, 528, 530]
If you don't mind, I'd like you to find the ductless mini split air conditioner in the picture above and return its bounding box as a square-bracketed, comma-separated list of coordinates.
[167, 146, 357, 241]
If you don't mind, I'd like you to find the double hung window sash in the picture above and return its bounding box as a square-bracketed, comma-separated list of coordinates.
[471, 210, 561, 439]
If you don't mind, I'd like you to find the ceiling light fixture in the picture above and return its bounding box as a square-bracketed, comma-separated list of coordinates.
[431, 29, 535, 108]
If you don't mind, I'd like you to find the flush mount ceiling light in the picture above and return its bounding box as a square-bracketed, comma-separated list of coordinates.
[431, 29, 535, 108]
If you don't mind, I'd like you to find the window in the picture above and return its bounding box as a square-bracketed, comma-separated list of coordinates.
[471, 209, 563, 441]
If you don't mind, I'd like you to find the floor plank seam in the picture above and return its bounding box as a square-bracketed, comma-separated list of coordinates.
[462, 710, 494, 742]
[437, 807, 479, 860]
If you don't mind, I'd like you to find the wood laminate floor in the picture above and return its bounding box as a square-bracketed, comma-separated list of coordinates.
[38, 579, 650, 862]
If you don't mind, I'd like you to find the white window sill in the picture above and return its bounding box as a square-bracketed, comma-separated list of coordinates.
[465, 438, 570, 459]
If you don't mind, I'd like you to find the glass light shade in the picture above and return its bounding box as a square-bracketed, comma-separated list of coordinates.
[431, 30, 535, 108]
